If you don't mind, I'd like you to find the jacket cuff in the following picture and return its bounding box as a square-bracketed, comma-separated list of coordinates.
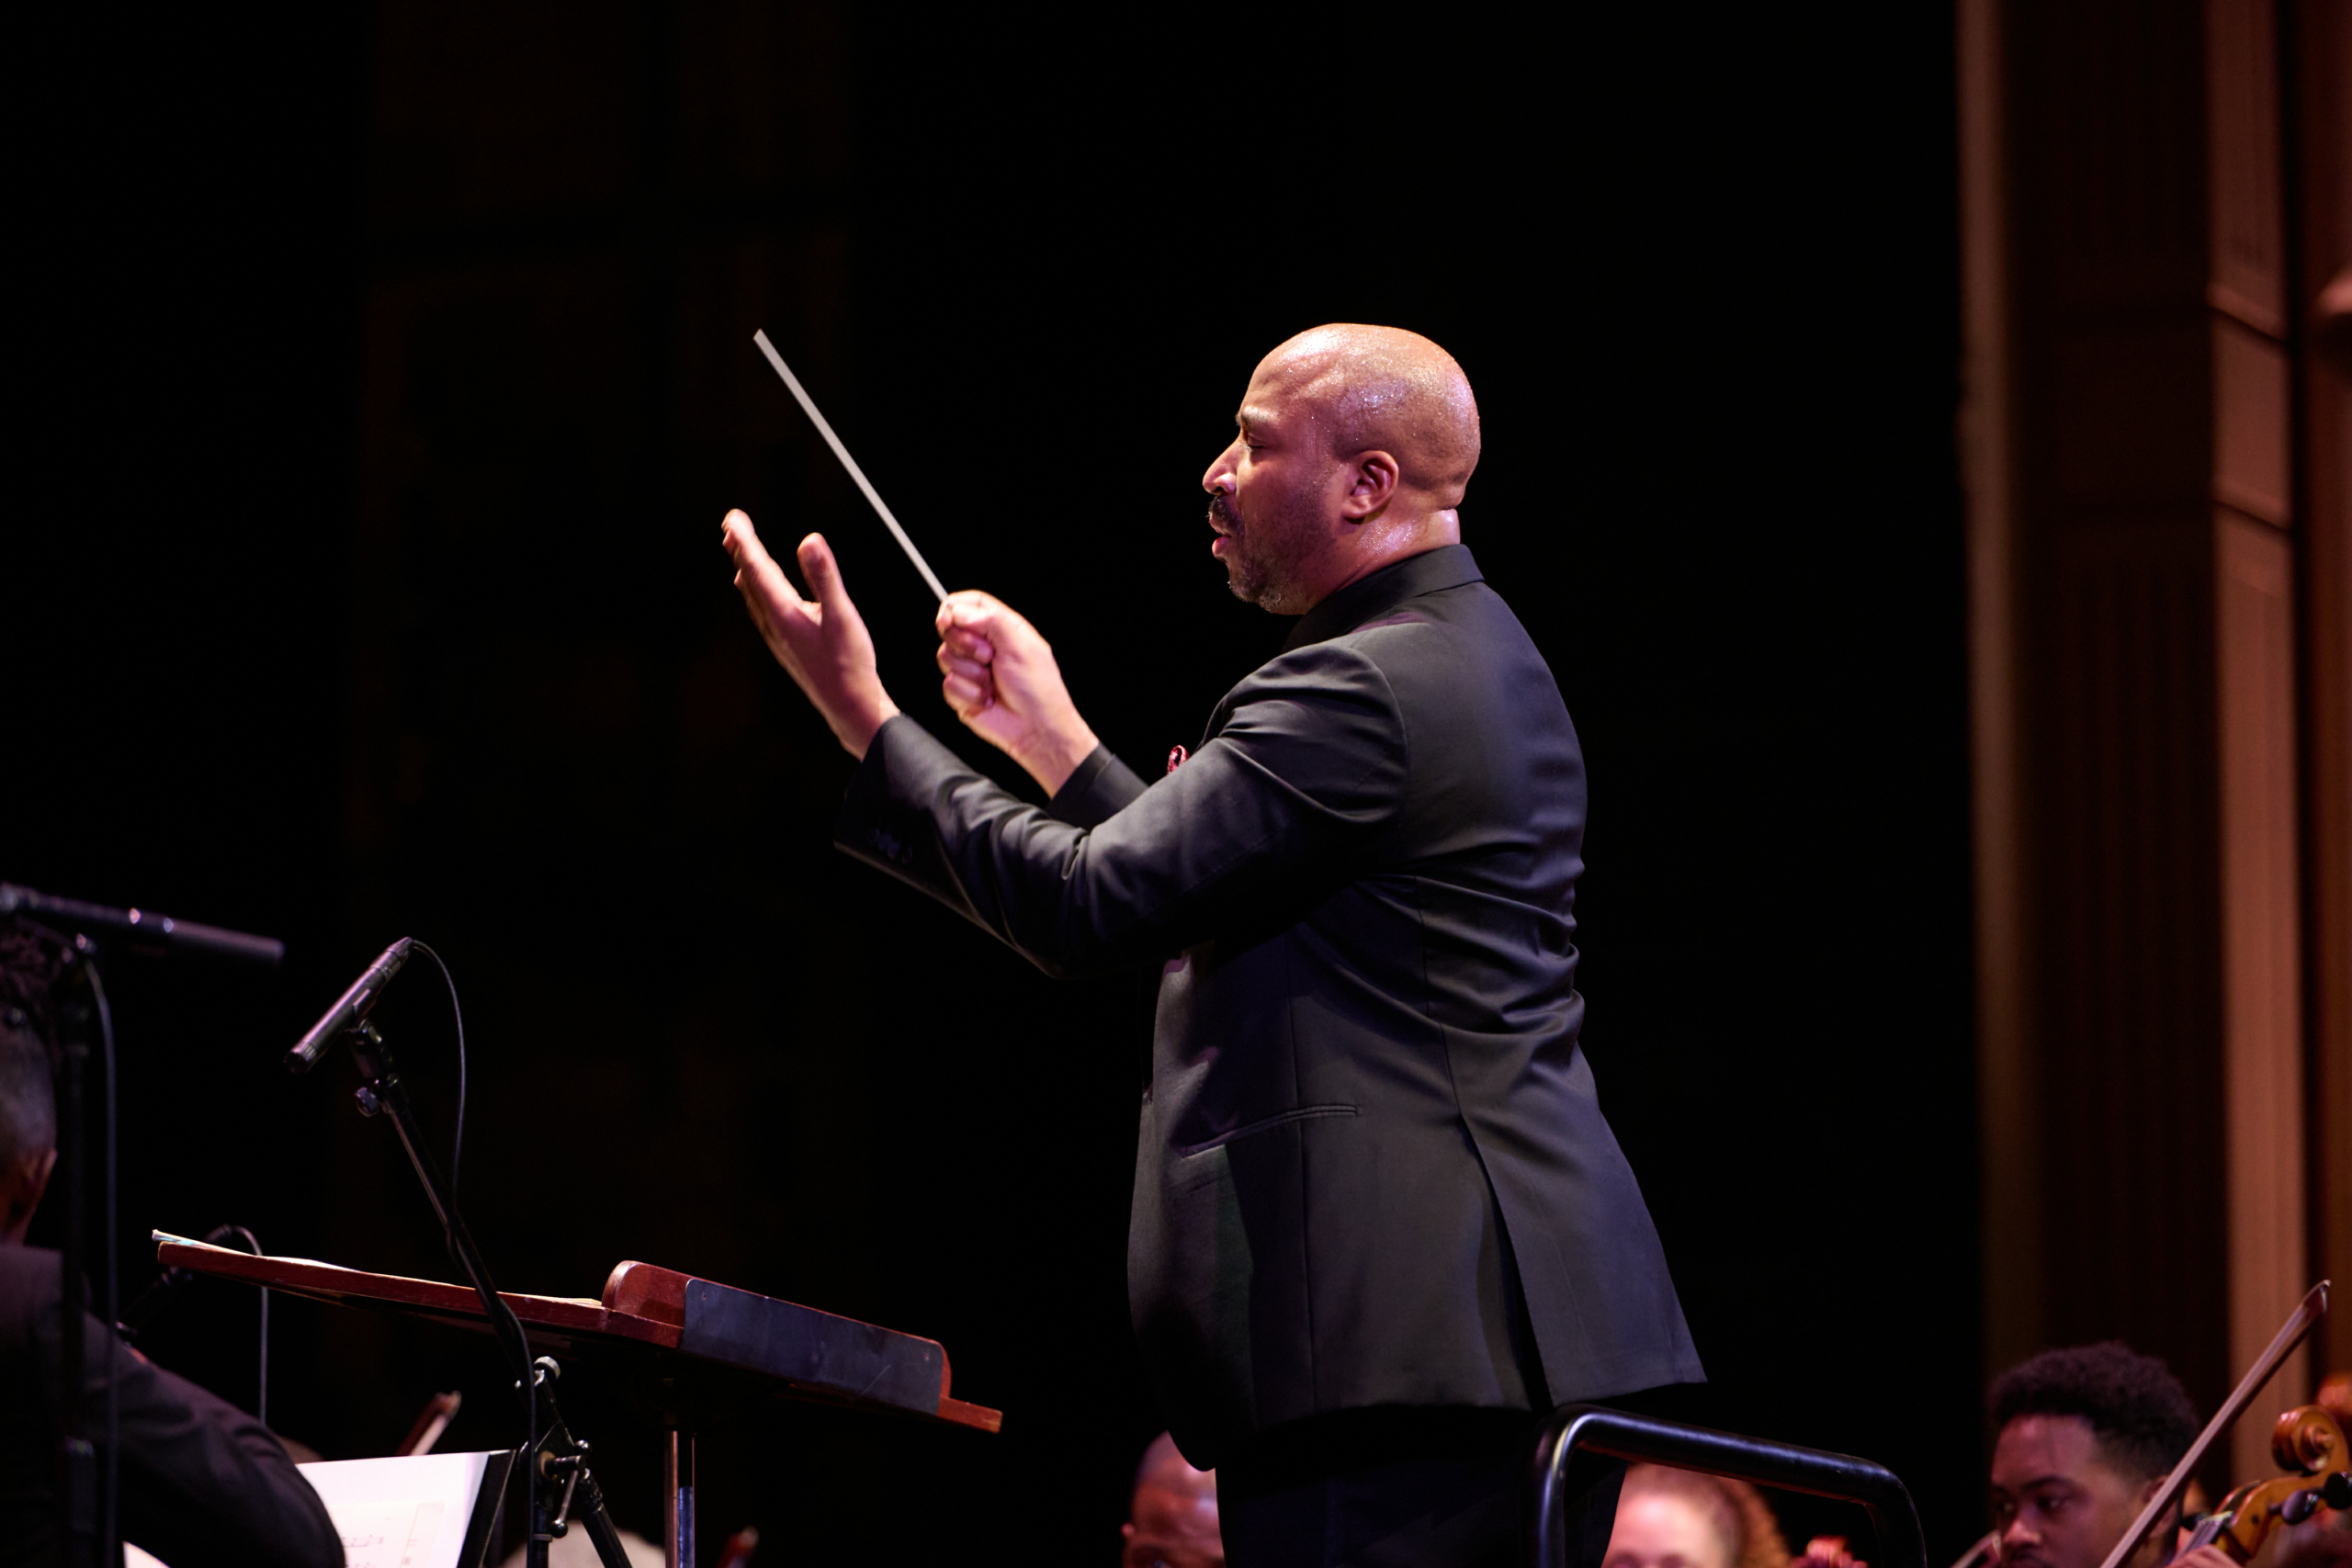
[833, 715, 959, 883]
[1046, 744, 1148, 829]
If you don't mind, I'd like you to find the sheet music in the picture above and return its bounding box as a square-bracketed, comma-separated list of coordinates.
[301, 1451, 503, 1568]
[122, 1499, 447, 1568]
[334, 1499, 447, 1568]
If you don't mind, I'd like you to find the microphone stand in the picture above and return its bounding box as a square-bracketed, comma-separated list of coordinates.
[336, 1019, 630, 1568]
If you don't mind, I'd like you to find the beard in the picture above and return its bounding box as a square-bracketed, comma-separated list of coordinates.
[1209, 486, 1321, 612]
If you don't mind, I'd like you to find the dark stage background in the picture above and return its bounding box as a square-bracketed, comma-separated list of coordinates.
[7, 6, 1972, 1562]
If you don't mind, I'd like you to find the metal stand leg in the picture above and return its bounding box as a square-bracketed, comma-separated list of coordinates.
[665, 1428, 695, 1568]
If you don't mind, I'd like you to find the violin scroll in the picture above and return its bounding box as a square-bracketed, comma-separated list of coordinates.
[2272, 1403, 2348, 1476]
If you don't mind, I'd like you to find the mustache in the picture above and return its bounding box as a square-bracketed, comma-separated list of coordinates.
[1207, 492, 1242, 532]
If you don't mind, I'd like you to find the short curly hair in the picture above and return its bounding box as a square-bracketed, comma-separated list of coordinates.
[1989, 1343, 2200, 1481]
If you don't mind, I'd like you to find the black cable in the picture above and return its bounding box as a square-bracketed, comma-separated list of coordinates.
[408, 942, 466, 1196]
[201, 1226, 268, 1427]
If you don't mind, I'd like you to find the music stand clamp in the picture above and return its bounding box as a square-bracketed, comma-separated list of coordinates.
[341, 1017, 630, 1568]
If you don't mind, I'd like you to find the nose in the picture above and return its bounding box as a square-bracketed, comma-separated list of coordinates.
[2001, 1517, 2040, 1552]
[1202, 440, 1239, 497]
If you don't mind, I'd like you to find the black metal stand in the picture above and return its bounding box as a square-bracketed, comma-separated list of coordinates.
[340, 1019, 631, 1568]
[1527, 1405, 1927, 1568]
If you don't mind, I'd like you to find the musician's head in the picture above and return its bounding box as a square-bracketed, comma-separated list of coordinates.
[1122, 1431, 1223, 1568]
[1201, 323, 1481, 615]
[1987, 1343, 2200, 1568]
[1605, 1463, 1792, 1568]
[0, 925, 62, 1246]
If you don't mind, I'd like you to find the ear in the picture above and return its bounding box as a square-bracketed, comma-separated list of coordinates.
[1339, 450, 1401, 521]
[2120, 1472, 2180, 1565]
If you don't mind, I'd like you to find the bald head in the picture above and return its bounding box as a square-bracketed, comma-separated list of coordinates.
[1201, 324, 1480, 615]
[1261, 324, 1480, 507]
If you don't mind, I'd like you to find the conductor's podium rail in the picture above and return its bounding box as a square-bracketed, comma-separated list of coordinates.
[153, 1233, 1001, 1432]
[1530, 1404, 1926, 1568]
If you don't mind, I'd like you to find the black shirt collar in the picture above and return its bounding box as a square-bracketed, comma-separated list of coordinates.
[1280, 543, 1485, 652]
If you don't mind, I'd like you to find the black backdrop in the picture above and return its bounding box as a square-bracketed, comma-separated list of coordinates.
[8, 6, 1975, 1563]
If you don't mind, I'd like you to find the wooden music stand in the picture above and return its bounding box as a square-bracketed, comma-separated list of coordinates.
[155, 1233, 1001, 1567]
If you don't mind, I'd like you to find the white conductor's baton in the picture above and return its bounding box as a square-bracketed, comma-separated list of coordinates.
[752, 329, 947, 604]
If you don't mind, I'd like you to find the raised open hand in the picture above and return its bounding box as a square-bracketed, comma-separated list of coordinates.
[722, 510, 899, 757]
[934, 591, 1100, 796]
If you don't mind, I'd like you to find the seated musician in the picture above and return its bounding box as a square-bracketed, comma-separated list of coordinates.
[1124, 1431, 1224, 1568]
[1986, 1343, 2233, 1568]
[1604, 1463, 1791, 1568]
[0, 929, 343, 1568]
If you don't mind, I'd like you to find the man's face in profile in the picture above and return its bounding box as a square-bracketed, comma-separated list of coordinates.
[1990, 1416, 2163, 1568]
[1201, 356, 1339, 613]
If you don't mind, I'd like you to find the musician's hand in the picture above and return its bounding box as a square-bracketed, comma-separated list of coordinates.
[2168, 1546, 2236, 1568]
[934, 591, 1100, 796]
[723, 512, 899, 758]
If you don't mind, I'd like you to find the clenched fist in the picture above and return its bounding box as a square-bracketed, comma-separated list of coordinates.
[933, 591, 1100, 796]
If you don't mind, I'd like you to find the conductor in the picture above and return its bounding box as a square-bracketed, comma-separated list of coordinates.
[722, 324, 1702, 1565]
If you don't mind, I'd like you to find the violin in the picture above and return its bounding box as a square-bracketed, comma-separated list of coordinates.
[2097, 1285, 2332, 1568]
[2172, 1402, 2352, 1564]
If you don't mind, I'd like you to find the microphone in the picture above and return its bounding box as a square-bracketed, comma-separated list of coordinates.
[285, 938, 413, 1074]
[0, 883, 284, 966]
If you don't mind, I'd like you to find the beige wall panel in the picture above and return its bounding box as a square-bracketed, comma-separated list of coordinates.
[2292, 0, 2352, 1388]
[1976, 0, 2338, 1438]
[2214, 512, 2308, 1479]
[2039, 0, 2209, 311]
[1962, 0, 2044, 1377]
[2211, 321, 2291, 525]
[2203, 0, 2286, 332]
[2051, 323, 2211, 507]
[2036, 518, 2230, 1411]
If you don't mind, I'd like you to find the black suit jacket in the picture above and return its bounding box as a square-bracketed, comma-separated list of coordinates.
[837, 544, 1702, 1465]
[0, 1246, 344, 1568]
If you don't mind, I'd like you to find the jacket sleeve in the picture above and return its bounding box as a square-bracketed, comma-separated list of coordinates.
[832, 641, 1408, 977]
[1044, 745, 1148, 828]
[107, 1333, 345, 1568]
[15, 1273, 345, 1568]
